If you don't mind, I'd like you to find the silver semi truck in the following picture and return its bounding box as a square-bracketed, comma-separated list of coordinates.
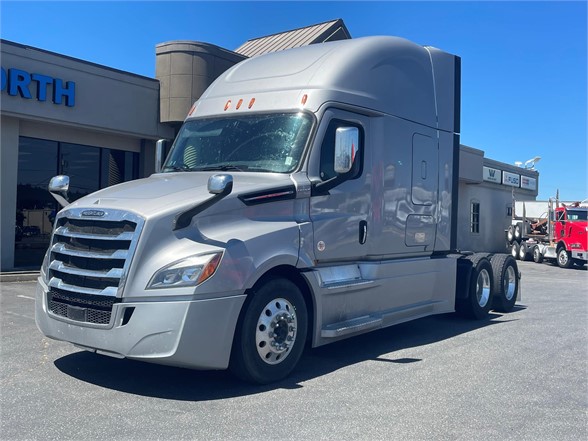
[36, 36, 519, 383]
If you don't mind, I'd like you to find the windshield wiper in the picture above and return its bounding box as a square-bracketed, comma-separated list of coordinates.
[195, 165, 247, 172]
[162, 164, 193, 172]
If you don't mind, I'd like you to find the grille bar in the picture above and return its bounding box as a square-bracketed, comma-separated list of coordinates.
[51, 242, 129, 260]
[49, 260, 124, 279]
[54, 225, 135, 241]
[48, 277, 119, 297]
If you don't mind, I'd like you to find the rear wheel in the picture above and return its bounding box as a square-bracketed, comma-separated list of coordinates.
[511, 242, 520, 260]
[557, 247, 572, 269]
[518, 242, 529, 261]
[506, 226, 515, 243]
[457, 255, 493, 319]
[532, 245, 543, 263]
[514, 222, 523, 241]
[230, 278, 308, 384]
[490, 254, 518, 312]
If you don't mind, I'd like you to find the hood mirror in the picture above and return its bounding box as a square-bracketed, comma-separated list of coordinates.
[48, 175, 70, 208]
[208, 174, 233, 195]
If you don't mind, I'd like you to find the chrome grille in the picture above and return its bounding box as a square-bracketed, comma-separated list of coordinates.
[46, 208, 144, 326]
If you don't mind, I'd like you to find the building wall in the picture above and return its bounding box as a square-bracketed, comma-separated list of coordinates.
[1, 40, 174, 270]
[457, 145, 539, 252]
[156, 41, 246, 125]
[0, 117, 20, 270]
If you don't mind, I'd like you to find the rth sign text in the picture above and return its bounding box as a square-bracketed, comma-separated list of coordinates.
[1, 67, 75, 107]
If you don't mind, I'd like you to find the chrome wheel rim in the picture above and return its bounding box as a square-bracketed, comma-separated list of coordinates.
[476, 269, 491, 308]
[558, 250, 569, 266]
[504, 266, 516, 301]
[255, 298, 297, 365]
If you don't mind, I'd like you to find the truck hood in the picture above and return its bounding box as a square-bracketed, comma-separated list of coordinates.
[66, 172, 294, 218]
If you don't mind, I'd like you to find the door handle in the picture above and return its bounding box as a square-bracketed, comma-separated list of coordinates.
[359, 220, 368, 245]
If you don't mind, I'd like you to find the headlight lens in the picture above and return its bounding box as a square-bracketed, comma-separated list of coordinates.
[147, 252, 222, 289]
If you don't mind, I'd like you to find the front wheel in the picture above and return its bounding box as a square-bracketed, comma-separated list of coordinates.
[230, 278, 308, 384]
[557, 248, 572, 269]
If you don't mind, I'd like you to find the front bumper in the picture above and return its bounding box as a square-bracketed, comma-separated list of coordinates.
[35, 278, 246, 370]
[571, 250, 587, 262]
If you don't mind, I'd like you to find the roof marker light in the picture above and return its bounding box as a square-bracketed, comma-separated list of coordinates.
[301, 94, 308, 106]
[187, 104, 196, 117]
[236, 99, 243, 110]
[248, 98, 255, 109]
[224, 100, 231, 111]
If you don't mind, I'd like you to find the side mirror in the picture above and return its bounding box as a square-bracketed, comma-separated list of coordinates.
[48, 175, 70, 208]
[155, 139, 168, 173]
[334, 127, 359, 174]
[208, 174, 233, 195]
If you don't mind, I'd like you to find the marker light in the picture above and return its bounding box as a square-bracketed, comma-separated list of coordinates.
[187, 104, 196, 116]
[301, 94, 308, 105]
[236, 99, 243, 110]
[147, 252, 223, 289]
[224, 100, 231, 111]
[248, 98, 255, 109]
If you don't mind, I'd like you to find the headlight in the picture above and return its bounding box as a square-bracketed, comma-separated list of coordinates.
[147, 252, 222, 289]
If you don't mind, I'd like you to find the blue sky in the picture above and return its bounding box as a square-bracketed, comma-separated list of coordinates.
[1, 1, 586, 200]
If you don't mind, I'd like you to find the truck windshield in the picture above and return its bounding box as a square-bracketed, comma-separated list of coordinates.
[163, 112, 313, 173]
[567, 209, 588, 221]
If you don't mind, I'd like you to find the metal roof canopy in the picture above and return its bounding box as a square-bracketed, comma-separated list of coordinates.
[235, 18, 351, 58]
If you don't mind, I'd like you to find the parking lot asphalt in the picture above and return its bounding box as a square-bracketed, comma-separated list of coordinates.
[1, 261, 586, 440]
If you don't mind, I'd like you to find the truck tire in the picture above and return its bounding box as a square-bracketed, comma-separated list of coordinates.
[514, 222, 523, 241]
[532, 245, 543, 263]
[506, 226, 515, 244]
[456, 255, 493, 320]
[490, 254, 518, 313]
[518, 242, 529, 261]
[230, 278, 308, 384]
[557, 247, 573, 269]
[511, 242, 520, 260]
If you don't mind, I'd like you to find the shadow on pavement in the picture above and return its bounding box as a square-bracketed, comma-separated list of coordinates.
[54, 308, 525, 401]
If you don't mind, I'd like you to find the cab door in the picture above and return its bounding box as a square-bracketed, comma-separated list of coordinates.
[308, 108, 371, 263]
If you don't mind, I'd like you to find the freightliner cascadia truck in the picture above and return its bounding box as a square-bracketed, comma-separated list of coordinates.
[36, 36, 520, 384]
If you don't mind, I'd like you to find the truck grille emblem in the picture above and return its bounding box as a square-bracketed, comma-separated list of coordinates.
[81, 210, 105, 217]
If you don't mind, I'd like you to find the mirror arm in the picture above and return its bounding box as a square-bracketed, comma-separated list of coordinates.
[173, 181, 233, 231]
[311, 174, 348, 196]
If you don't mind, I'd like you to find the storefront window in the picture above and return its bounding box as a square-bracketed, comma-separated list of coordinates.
[60, 143, 100, 200]
[15, 136, 139, 268]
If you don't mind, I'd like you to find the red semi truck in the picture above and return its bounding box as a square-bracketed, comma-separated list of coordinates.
[507, 198, 588, 268]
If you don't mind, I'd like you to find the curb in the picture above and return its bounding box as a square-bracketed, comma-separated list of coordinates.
[0, 272, 40, 283]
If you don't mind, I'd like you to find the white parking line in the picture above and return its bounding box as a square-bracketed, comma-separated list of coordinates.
[5, 310, 34, 320]
[17, 295, 35, 300]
